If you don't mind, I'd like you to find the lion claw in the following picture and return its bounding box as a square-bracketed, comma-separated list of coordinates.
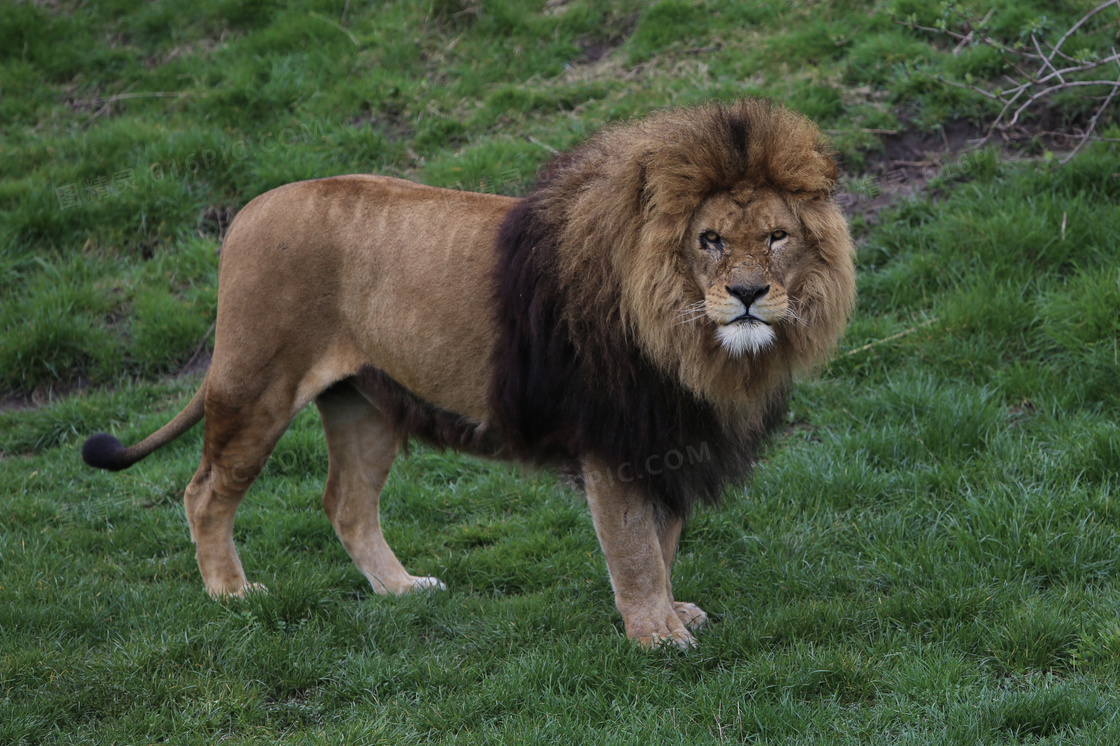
[641, 629, 697, 650]
[214, 581, 268, 599]
[629, 602, 703, 650]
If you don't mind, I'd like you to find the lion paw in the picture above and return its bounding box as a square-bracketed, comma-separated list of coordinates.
[642, 627, 697, 650]
[409, 576, 447, 592]
[366, 574, 447, 595]
[209, 581, 268, 599]
[628, 605, 699, 650]
[673, 601, 708, 631]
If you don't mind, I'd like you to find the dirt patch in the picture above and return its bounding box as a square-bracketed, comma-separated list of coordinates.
[0, 378, 95, 413]
[197, 204, 237, 241]
[178, 352, 211, 379]
[0, 346, 211, 415]
[351, 109, 413, 143]
[834, 112, 1079, 227]
[544, 0, 637, 66]
[571, 13, 639, 65]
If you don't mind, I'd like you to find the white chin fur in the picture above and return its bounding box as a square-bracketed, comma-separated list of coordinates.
[717, 322, 776, 357]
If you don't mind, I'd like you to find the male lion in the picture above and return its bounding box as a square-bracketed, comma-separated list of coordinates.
[82, 99, 856, 647]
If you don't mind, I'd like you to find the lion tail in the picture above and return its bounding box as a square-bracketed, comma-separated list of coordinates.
[81, 377, 208, 471]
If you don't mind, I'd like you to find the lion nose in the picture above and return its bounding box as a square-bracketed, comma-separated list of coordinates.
[727, 284, 770, 307]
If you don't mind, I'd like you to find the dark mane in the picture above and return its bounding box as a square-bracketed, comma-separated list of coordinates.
[488, 176, 788, 519]
[480, 99, 853, 518]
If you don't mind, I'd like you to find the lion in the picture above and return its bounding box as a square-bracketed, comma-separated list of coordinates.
[82, 99, 856, 648]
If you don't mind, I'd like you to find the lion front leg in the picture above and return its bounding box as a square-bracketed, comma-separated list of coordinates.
[583, 458, 698, 649]
[657, 514, 708, 634]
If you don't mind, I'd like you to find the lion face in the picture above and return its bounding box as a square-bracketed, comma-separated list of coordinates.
[684, 188, 804, 357]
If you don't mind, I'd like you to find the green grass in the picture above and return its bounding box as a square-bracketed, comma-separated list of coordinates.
[3, 0, 1120, 742]
[4, 0, 1115, 389]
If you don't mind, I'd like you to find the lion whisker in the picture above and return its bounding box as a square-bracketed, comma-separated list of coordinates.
[673, 301, 709, 326]
[784, 304, 808, 327]
[674, 312, 709, 327]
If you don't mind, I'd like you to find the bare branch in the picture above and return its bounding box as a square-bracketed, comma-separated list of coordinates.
[901, 2, 1120, 159]
[1061, 49, 1120, 164]
[1032, 34, 1064, 83]
[1050, 0, 1119, 60]
[1008, 79, 1120, 129]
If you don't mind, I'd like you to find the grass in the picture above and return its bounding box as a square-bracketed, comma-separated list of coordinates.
[3, 0, 1120, 742]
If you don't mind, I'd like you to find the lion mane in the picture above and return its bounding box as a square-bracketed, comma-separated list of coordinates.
[489, 99, 856, 518]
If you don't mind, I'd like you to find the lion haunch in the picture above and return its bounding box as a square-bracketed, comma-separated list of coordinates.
[81, 99, 856, 648]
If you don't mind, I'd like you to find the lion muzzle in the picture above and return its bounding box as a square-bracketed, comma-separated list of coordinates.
[707, 282, 788, 357]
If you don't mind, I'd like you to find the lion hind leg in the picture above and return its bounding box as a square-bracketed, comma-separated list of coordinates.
[316, 383, 445, 595]
[657, 515, 709, 633]
[184, 392, 292, 598]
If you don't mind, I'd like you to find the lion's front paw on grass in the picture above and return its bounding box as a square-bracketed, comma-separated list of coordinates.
[629, 606, 700, 650]
[208, 582, 268, 599]
[642, 628, 697, 650]
[673, 601, 708, 631]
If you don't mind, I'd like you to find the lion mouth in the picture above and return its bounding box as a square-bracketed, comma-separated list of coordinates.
[729, 312, 771, 326]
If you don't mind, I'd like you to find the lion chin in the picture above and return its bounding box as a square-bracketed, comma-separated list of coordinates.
[717, 321, 777, 357]
[80, 99, 857, 650]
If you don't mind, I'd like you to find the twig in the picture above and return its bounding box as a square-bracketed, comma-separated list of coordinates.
[527, 135, 560, 154]
[1032, 35, 1064, 82]
[1007, 79, 1120, 129]
[899, 19, 972, 44]
[1050, 0, 1118, 61]
[77, 90, 197, 109]
[308, 11, 360, 46]
[931, 74, 999, 100]
[83, 81, 138, 125]
[185, 322, 216, 370]
[1036, 130, 1120, 144]
[843, 318, 939, 357]
[951, 9, 994, 53]
[825, 128, 902, 135]
[1061, 49, 1120, 164]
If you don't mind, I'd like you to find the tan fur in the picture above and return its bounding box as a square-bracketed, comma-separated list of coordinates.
[86, 101, 856, 648]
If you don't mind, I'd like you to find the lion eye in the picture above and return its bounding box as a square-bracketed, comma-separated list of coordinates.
[769, 230, 788, 243]
[701, 230, 721, 245]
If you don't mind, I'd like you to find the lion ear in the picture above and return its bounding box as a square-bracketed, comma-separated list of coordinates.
[760, 142, 838, 196]
[791, 144, 838, 195]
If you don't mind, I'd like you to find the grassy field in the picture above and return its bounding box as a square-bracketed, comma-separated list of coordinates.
[3, 0, 1119, 742]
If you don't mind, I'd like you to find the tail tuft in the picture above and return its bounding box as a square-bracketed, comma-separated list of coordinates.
[81, 433, 130, 471]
